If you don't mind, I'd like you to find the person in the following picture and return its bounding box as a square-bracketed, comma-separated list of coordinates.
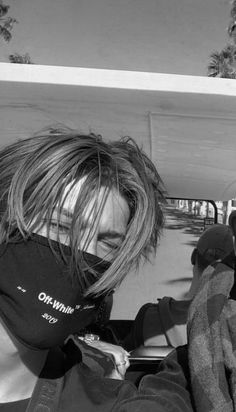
[112, 221, 236, 412]
[0, 126, 167, 411]
[122, 224, 234, 350]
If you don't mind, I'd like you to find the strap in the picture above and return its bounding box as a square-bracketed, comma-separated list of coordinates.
[26, 376, 63, 412]
[26, 349, 64, 412]
[157, 297, 174, 346]
[158, 297, 189, 347]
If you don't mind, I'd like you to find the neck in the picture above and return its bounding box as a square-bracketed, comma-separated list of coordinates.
[0, 320, 48, 403]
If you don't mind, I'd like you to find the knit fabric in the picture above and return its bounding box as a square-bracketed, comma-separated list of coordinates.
[187, 263, 236, 412]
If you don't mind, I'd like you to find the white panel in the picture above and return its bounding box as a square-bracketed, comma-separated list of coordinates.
[1, 63, 236, 200]
[151, 113, 236, 200]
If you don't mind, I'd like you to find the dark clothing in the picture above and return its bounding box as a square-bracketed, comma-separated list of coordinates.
[0, 335, 132, 412]
[114, 345, 194, 412]
[5, 261, 231, 411]
[0, 336, 194, 412]
[0, 399, 29, 411]
[187, 262, 236, 411]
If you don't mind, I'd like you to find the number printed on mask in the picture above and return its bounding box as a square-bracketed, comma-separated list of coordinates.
[42, 312, 58, 324]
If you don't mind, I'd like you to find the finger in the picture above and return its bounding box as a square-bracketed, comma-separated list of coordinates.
[83, 339, 130, 369]
[111, 352, 130, 369]
[84, 340, 129, 359]
[115, 358, 130, 379]
[116, 357, 130, 371]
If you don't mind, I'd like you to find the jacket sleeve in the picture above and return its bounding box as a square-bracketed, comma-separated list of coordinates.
[112, 346, 195, 412]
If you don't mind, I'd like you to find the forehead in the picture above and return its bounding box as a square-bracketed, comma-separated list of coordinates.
[62, 176, 87, 209]
[62, 177, 130, 228]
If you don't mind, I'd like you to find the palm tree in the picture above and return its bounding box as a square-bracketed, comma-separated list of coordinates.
[9, 52, 33, 64]
[0, 2, 33, 63]
[207, 0, 236, 78]
[0, 1, 17, 42]
[208, 45, 236, 78]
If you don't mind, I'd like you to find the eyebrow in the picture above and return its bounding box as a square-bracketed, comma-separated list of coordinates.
[98, 230, 126, 241]
[54, 208, 126, 241]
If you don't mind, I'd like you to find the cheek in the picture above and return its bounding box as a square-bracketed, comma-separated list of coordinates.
[33, 224, 47, 238]
[96, 245, 112, 261]
[77, 228, 94, 251]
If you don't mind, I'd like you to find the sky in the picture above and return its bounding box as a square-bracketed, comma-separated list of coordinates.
[0, 0, 231, 76]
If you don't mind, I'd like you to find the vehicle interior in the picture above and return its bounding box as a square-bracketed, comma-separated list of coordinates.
[1, 63, 236, 384]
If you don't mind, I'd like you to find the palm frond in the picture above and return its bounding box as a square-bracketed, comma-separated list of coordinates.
[0, 2, 17, 42]
[221, 44, 236, 64]
[230, 0, 236, 19]
[0, 24, 11, 41]
[207, 46, 236, 78]
[208, 51, 222, 76]
[228, 19, 236, 37]
[2, 17, 17, 30]
[0, 3, 9, 18]
[8, 53, 33, 64]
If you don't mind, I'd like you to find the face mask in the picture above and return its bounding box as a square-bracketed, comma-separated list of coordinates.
[0, 233, 110, 350]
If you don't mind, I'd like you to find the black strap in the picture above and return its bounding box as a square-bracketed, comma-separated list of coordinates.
[26, 349, 64, 412]
[25, 376, 63, 412]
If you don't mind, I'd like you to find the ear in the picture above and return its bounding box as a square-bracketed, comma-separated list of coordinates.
[191, 248, 197, 265]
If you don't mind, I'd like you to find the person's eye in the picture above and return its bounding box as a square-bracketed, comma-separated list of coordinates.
[98, 240, 120, 256]
[50, 221, 70, 234]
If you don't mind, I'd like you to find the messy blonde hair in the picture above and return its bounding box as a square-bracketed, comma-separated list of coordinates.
[0, 127, 166, 296]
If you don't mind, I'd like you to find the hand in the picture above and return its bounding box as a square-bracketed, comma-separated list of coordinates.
[84, 336, 130, 380]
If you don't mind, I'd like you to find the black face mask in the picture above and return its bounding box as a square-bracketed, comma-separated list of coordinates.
[0, 233, 110, 350]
